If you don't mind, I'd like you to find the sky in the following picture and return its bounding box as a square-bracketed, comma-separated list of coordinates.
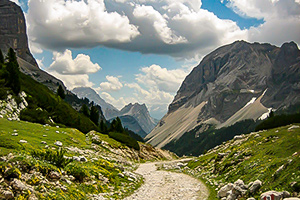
[12, 0, 300, 119]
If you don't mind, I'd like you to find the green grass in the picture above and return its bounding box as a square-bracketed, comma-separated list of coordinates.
[186, 124, 300, 199]
[0, 118, 88, 156]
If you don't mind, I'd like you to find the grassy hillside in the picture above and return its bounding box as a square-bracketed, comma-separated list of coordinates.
[163, 124, 300, 199]
[0, 118, 173, 199]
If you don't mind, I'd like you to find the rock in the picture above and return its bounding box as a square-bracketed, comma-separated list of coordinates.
[283, 198, 300, 200]
[1, 190, 14, 199]
[260, 191, 290, 200]
[72, 156, 80, 162]
[288, 125, 300, 130]
[43, 135, 47, 137]
[28, 194, 38, 200]
[11, 179, 28, 191]
[19, 140, 27, 143]
[218, 183, 234, 198]
[54, 141, 62, 147]
[41, 141, 47, 144]
[69, 175, 75, 181]
[247, 198, 256, 200]
[11, 133, 18, 136]
[274, 165, 285, 176]
[79, 156, 87, 162]
[49, 171, 61, 180]
[293, 152, 298, 156]
[234, 135, 244, 140]
[234, 179, 247, 189]
[232, 184, 247, 196]
[56, 131, 59, 134]
[249, 179, 262, 194]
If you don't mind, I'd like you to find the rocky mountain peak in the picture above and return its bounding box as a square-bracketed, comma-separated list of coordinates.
[0, 0, 37, 67]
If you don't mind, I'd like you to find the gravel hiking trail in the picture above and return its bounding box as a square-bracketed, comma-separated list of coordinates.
[124, 160, 209, 200]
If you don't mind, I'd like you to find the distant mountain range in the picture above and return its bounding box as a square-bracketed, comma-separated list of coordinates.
[146, 40, 300, 151]
[72, 87, 158, 137]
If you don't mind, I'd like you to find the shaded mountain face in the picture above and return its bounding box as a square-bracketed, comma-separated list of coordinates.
[146, 41, 300, 148]
[109, 115, 147, 138]
[108, 103, 158, 136]
[0, 0, 65, 92]
[72, 87, 118, 119]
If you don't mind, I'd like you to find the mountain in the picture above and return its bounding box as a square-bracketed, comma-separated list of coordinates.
[0, 0, 65, 92]
[109, 115, 147, 138]
[72, 87, 118, 118]
[107, 103, 158, 136]
[146, 40, 300, 149]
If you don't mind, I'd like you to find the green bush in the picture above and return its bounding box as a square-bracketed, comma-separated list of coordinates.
[109, 132, 140, 150]
[31, 148, 72, 168]
[65, 163, 90, 182]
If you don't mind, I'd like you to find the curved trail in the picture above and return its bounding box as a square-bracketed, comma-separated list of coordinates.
[124, 160, 209, 200]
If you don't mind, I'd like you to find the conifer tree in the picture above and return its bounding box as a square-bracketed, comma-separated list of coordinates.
[0, 49, 4, 64]
[80, 104, 90, 117]
[57, 85, 65, 99]
[90, 105, 99, 126]
[99, 120, 108, 133]
[6, 48, 20, 94]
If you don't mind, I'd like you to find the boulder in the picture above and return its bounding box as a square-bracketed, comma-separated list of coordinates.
[79, 156, 87, 162]
[249, 179, 262, 193]
[11, 179, 31, 191]
[49, 171, 61, 180]
[247, 198, 256, 200]
[1, 190, 14, 199]
[218, 183, 234, 198]
[234, 179, 247, 189]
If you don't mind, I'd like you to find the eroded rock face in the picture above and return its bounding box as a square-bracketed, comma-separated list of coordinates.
[0, 0, 37, 67]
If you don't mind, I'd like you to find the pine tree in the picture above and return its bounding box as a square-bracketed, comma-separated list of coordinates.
[6, 48, 20, 94]
[90, 106, 99, 126]
[0, 49, 4, 64]
[99, 120, 108, 133]
[57, 85, 65, 99]
[115, 117, 124, 133]
[80, 104, 90, 117]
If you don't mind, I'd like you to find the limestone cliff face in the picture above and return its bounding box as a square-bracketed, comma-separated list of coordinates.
[0, 0, 66, 92]
[146, 41, 300, 148]
[0, 0, 37, 67]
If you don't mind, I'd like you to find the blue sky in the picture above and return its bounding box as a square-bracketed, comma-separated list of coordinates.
[14, 0, 300, 119]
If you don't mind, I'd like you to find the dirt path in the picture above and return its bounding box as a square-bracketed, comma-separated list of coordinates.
[124, 160, 209, 200]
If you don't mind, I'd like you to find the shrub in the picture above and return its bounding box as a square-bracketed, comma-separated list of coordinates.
[109, 132, 140, 150]
[31, 148, 72, 169]
[4, 167, 21, 179]
[65, 163, 90, 182]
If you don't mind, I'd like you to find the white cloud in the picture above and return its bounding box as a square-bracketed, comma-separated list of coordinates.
[101, 92, 132, 110]
[98, 76, 123, 91]
[224, 0, 300, 46]
[136, 64, 188, 93]
[49, 71, 94, 90]
[26, 0, 139, 50]
[47, 49, 101, 90]
[48, 49, 101, 75]
[133, 4, 187, 44]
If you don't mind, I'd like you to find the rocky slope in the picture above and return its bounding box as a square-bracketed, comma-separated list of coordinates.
[146, 41, 300, 148]
[0, 118, 176, 200]
[107, 103, 158, 136]
[160, 124, 300, 200]
[72, 87, 118, 119]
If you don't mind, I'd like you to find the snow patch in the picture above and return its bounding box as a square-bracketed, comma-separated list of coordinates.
[259, 108, 272, 120]
[243, 97, 257, 108]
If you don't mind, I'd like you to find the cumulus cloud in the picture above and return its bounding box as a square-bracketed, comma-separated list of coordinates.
[136, 64, 188, 93]
[224, 0, 300, 46]
[49, 72, 94, 90]
[48, 49, 101, 75]
[47, 49, 101, 89]
[26, 0, 139, 50]
[100, 92, 135, 110]
[98, 76, 123, 91]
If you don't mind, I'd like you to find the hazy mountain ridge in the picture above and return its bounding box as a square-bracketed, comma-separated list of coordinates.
[146, 40, 300, 148]
[72, 87, 118, 118]
[108, 103, 158, 135]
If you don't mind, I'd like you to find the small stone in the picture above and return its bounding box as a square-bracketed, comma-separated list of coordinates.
[79, 156, 87, 162]
[49, 171, 61, 180]
[41, 141, 47, 144]
[19, 140, 27, 143]
[56, 131, 59, 134]
[11, 133, 18, 136]
[43, 135, 47, 137]
[54, 141, 62, 147]
[247, 198, 256, 200]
